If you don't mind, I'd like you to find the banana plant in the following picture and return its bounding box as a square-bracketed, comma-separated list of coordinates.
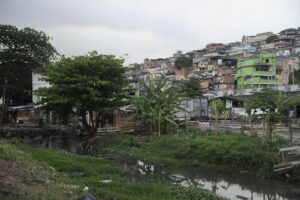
[131, 79, 186, 136]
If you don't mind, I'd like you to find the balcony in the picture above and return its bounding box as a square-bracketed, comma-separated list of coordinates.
[253, 70, 275, 76]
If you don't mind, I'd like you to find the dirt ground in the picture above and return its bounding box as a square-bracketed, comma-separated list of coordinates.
[0, 156, 78, 200]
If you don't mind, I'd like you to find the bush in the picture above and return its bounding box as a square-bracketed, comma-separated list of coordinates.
[171, 185, 224, 200]
[97, 133, 280, 177]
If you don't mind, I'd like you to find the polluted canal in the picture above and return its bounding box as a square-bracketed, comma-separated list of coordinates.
[19, 134, 300, 200]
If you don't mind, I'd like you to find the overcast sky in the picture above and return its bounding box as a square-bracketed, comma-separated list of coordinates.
[0, 0, 299, 64]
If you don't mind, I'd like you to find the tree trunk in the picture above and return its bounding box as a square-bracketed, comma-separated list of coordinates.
[269, 123, 273, 142]
[89, 110, 95, 131]
[262, 122, 267, 141]
[215, 115, 219, 134]
[250, 120, 253, 136]
[95, 112, 101, 131]
[80, 110, 95, 134]
[158, 122, 161, 137]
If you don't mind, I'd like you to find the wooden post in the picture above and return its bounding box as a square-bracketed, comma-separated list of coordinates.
[281, 144, 285, 163]
[105, 119, 108, 133]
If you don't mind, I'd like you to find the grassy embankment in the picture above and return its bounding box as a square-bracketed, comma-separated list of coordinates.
[0, 140, 224, 200]
[97, 133, 280, 177]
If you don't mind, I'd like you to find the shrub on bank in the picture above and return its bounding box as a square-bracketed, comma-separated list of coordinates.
[17, 143, 224, 200]
[97, 133, 279, 177]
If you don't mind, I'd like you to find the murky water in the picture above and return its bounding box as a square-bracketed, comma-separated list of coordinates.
[20, 135, 300, 200]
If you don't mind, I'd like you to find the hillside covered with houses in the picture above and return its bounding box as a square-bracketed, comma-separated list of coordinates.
[29, 27, 300, 128]
[126, 27, 300, 92]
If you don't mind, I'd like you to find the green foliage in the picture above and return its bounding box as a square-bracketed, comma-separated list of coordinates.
[35, 52, 129, 133]
[0, 24, 57, 105]
[175, 56, 192, 69]
[210, 99, 225, 119]
[171, 186, 224, 200]
[131, 80, 186, 136]
[244, 102, 256, 135]
[19, 145, 117, 176]
[251, 90, 300, 141]
[120, 137, 141, 148]
[209, 99, 225, 131]
[266, 35, 278, 43]
[289, 68, 300, 84]
[18, 144, 223, 200]
[0, 142, 79, 199]
[97, 133, 279, 177]
[180, 78, 203, 98]
[0, 141, 17, 160]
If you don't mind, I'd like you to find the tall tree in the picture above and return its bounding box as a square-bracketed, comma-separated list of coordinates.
[174, 56, 192, 69]
[244, 102, 256, 136]
[209, 99, 225, 133]
[266, 35, 278, 43]
[251, 90, 300, 142]
[0, 24, 57, 106]
[131, 80, 185, 136]
[180, 78, 203, 98]
[35, 52, 129, 134]
[289, 69, 300, 84]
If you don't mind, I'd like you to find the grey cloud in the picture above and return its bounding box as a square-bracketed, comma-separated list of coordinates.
[0, 0, 299, 63]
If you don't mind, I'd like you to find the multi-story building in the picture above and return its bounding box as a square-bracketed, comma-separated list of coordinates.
[236, 52, 277, 89]
[279, 28, 299, 41]
[275, 57, 298, 86]
[204, 43, 227, 53]
[175, 67, 193, 80]
[129, 27, 299, 94]
[255, 32, 273, 43]
[214, 58, 237, 91]
[242, 32, 273, 45]
[242, 35, 256, 45]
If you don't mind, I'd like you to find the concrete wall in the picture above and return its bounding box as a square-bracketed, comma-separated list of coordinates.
[32, 73, 50, 104]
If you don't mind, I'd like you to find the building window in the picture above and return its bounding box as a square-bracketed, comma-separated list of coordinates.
[259, 75, 275, 80]
[255, 66, 269, 71]
[265, 58, 269, 63]
[276, 69, 282, 75]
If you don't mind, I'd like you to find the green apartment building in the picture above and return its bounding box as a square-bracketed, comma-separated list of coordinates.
[236, 52, 277, 89]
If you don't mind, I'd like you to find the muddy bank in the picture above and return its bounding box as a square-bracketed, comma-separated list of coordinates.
[18, 133, 300, 200]
[0, 142, 78, 199]
[0, 126, 79, 139]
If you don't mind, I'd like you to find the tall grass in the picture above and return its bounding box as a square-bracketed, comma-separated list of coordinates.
[97, 133, 279, 177]
[18, 144, 223, 200]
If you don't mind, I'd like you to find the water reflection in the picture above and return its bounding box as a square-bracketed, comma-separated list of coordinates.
[20, 135, 300, 200]
[124, 159, 300, 200]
